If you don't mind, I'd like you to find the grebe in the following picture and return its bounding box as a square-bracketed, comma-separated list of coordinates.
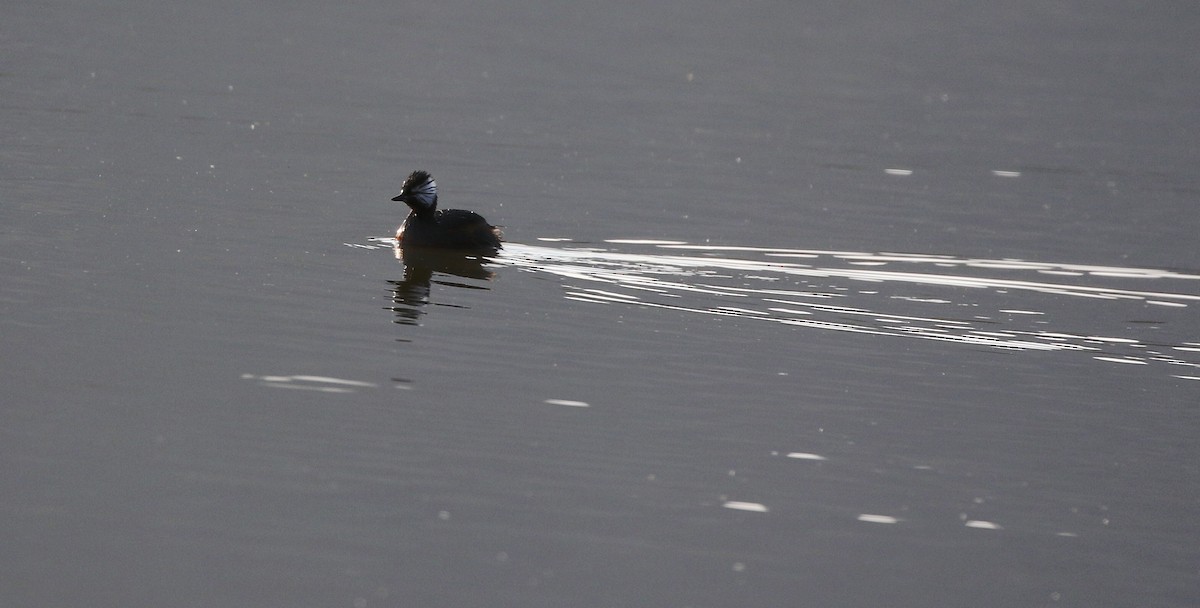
[391, 170, 502, 252]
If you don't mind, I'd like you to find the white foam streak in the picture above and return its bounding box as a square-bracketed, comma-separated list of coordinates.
[494, 243, 1200, 375]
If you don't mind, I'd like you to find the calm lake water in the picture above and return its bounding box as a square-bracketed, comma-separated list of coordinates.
[4, 1, 1199, 606]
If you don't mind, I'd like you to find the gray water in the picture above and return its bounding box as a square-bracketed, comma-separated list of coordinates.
[4, 1, 1199, 606]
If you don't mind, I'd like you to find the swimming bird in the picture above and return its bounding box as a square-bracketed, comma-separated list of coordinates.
[391, 170, 502, 252]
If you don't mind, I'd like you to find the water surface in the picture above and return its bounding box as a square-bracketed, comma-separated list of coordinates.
[3, 1, 1199, 606]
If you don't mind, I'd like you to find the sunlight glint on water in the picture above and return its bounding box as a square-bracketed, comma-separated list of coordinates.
[487, 241, 1200, 376]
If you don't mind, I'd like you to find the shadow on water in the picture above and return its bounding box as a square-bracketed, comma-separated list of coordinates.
[350, 237, 1200, 378]
[373, 240, 496, 326]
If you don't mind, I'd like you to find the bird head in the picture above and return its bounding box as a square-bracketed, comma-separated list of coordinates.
[391, 170, 438, 215]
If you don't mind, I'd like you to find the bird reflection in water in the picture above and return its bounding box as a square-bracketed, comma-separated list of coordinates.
[385, 245, 496, 326]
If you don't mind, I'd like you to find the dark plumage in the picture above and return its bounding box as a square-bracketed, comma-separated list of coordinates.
[391, 170, 502, 252]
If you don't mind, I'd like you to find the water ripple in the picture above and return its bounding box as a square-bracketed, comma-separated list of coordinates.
[492, 241, 1200, 376]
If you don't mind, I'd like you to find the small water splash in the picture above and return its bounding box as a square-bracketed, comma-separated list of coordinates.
[489, 240, 1200, 377]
